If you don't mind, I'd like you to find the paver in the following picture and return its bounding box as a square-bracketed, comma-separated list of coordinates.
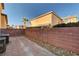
[0, 36, 56, 56]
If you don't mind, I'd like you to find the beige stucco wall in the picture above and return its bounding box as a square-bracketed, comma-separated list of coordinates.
[64, 17, 78, 24]
[0, 13, 1, 28]
[31, 13, 52, 27]
[0, 3, 8, 29]
[0, 4, 2, 11]
[51, 13, 62, 26]
[0, 3, 2, 28]
[68, 17, 78, 23]
[31, 12, 62, 27]
[0, 3, 4, 12]
[1, 14, 8, 29]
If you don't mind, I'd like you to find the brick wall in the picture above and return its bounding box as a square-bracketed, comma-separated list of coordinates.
[25, 27, 79, 54]
[0, 27, 79, 54]
[0, 29, 25, 36]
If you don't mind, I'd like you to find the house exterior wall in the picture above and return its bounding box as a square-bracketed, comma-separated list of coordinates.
[31, 13, 52, 27]
[68, 17, 78, 23]
[0, 3, 4, 12]
[64, 16, 78, 24]
[1, 14, 8, 29]
[0, 3, 3, 28]
[0, 3, 8, 29]
[31, 12, 63, 27]
[51, 13, 63, 26]
[0, 13, 1, 28]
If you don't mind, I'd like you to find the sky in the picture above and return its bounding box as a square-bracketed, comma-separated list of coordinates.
[3, 3, 79, 26]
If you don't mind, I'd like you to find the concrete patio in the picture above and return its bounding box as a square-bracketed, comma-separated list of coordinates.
[0, 36, 56, 56]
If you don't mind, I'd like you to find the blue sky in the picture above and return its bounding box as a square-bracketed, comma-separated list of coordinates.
[3, 3, 79, 26]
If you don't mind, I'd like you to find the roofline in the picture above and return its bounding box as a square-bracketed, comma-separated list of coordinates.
[1, 13, 7, 16]
[51, 11, 63, 20]
[31, 11, 63, 21]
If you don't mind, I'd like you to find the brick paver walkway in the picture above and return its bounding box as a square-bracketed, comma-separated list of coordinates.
[1, 36, 56, 56]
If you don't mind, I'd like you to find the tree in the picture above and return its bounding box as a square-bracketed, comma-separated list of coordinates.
[22, 17, 28, 29]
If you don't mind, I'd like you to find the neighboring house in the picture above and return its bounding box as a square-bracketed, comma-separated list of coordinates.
[64, 16, 78, 24]
[0, 3, 8, 29]
[15, 25, 20, 29]
[14, 25, 24, 29]
[30, 11, 63, 27]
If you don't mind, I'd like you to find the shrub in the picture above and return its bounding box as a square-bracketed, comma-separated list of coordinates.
[53, 21, 79, 27]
